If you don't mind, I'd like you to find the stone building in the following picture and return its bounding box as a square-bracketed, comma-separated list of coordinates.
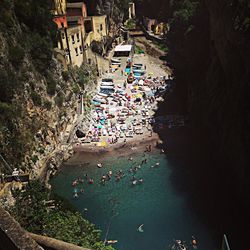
[143, 17, 157, 32]
[143, 16, 168, 36]
[52, 1, 109, 70]
[50, 0, 67, 15]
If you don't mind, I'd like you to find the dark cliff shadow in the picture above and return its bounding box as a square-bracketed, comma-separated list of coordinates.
[153, 83, 250, 250]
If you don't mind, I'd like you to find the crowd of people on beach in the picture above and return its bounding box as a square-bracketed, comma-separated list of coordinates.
[74, 59, 172, 147]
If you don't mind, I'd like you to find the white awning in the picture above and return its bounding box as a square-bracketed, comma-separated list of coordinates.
[114, 45, 132, 52]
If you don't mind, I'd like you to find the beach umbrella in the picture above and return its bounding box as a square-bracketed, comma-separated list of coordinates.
[139, 79, 144, 85]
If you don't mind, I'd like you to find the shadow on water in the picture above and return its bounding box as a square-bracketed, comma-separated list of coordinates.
[153, 81, 250, 250]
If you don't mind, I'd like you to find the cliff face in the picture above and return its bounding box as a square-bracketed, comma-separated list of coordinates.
[179, 0, 250, 200]
[203, 0, 250, 193]
[141, 0, 250, 247]
[0, 1, 96, 177]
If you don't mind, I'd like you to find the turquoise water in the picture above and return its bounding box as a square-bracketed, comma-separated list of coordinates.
[51, 150, 216, 250]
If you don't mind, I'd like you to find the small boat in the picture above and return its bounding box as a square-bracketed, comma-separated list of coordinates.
[111, 58, 121, 63]
[133, 63, 143, 67]
[111, 62, 121, 66]
[132, 180, 137, 185]
[107, 240, 118, 244]
[101, 82, 115, 86]
[133, 69, 145, 74]
[171, 240, 187, 250]
[138, 224, 144, 233]
[97, 163, 103, 168]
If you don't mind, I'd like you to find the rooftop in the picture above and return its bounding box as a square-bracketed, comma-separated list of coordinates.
[114, 45, 133, 52]
[67, 2, 84, 8]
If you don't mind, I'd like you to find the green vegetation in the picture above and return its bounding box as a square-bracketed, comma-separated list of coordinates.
[29, 33, 53, 72]
[31, 91, 42, 106]
[72, 64, 97, 90]
[46, 74, 57, 96]
[0, 0, 58, 167]
[134, 45, 145, 54]
[10, 181, 115, 250]
[44, 100, 52, 110]
[153, 41, 168, 53]
[62, 71, 70, 81]
[55, 93, 64, 108]
[125, 19, 136, 30]
[30, 155, 39, 164]
[8, 44, 25, 68]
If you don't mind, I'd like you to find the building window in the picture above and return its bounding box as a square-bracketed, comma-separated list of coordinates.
[100, 24, 103, 31]
[80, 45, 83, 54]
[76, 33, 80, 42]
[75, 48, 78, 56]
[61, 32, 65, 39]
[88, 58, 91, 64]
[61, 22, 64, 28]
[71, 34, 75, 44]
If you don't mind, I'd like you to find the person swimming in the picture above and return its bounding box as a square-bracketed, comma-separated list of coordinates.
[138, 178, 144, 183]
[88, 178, 94, 184]
[132, 180, 137, 185]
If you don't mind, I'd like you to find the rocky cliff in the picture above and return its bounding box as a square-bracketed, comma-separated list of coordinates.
[0, 1, 96, 178]
[138, 0, 250, 248]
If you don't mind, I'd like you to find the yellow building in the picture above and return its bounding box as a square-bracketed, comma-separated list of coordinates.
[83, 15, 108, 44]
[91, 15, 108, 41]
[51, 0, 67, 15]
[57, 25, 84, 67]
[155, 22, 169, 36]
[83, 15, 108, 64]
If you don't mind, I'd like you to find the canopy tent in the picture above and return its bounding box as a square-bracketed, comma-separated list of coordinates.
[114, 45, 133, 57]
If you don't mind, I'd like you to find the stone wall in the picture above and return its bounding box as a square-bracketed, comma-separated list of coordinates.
[0, 206, 42, 250]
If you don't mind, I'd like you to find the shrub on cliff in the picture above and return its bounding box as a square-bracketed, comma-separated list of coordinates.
[29, 33, 53, 72]
[8, 44, 25, 68]
[31, 91, 42, 106]
[10, 181, 115, 250]
[46, 74, 57, 96]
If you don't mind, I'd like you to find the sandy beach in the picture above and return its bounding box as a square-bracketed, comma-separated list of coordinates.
[70, 39, 170, 159]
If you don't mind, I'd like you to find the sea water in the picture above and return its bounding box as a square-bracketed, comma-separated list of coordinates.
[51, 150, 216, 250]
